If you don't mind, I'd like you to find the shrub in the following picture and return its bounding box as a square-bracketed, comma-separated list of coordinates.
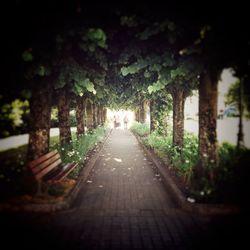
[54, 126, 107, 179]
[130, 121, 150, 137]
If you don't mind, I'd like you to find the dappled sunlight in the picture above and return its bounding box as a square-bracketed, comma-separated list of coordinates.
[104, 157, 111, 161]
[113, 157, 122, 163]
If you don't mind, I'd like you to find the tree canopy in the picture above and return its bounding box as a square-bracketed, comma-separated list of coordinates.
[1, 0, 249, 111]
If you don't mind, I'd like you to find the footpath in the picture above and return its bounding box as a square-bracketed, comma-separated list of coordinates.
[0, 129, 245, 250]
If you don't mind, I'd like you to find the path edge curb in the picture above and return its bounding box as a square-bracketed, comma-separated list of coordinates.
[133, 133, 241, 216]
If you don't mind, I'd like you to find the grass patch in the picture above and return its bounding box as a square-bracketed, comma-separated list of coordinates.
[0, 126, 108, 201]
[54, 126, 107, 179]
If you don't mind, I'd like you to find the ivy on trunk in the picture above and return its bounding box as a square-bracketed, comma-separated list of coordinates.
[76, 96, 86, 138]
[57, 87, 72, 146]
[150, 100, 157, 132]
[86, 100, 93, 130]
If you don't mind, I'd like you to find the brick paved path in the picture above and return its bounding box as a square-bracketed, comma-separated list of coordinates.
[0, 129, 245, 249]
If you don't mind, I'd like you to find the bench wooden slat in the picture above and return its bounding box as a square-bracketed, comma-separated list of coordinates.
[28, 150, 78, 191]
[35, 158, 62, 180]
[29, 150, 58, 169]
[31, 153, 61, 175]
[50, 163, 78, 182]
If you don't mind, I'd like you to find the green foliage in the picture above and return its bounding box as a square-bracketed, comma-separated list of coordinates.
[37, 65, 46, 76]
[130, 122, 150, 137]
[131, 123, 198, 183]
[132, 122, 249, 203]
[138, 20, 175, 40]
[85, 80, 96, 94]
[53, 127, 107, 178]
[0, 99, 30, 138]
[0, 144, 27, 201]
[144, 129, 199, 182]
[120, 16, 138, 27]
[148, 82, 165, 94]
[193, 142, 250, 203]
[22, 49, 33, 62]
[81, 28, 107, 51]
[24, 64, 50, 80]
[224, 81, 239, 106]
[50, 107, 59, 127]
[50, 108, 76, 127]
[218, 142, 249, 185]
[0, 125, 107, 200]
[56, 58, 97, 96]
[150, 93, 172, 134]
[224, 80, 249, 118]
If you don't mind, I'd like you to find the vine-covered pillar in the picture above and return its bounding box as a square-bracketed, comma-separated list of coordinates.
[27, 79, 52, 161]
[170, 86, 188, 148]
[196, 69, 220, 183]
[86, 99, 93, 130]
[150, 100, 157, 133]
[57, 86, 72, 146]
[76, 96, 86, 138]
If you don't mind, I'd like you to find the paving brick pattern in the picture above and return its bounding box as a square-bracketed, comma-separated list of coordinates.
[0, 129, 245, 249]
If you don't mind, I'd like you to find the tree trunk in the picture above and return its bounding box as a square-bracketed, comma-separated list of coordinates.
[27, 82, 52, 161]
[162, 114, 168, 137]
[76, 96, 86, 138]
[139, 101, 147, 123]
[135, 109, 139, 122]
[103, 108, 107, 123]
[92, 103, 97, 128]
[58, 87, 71, 146]
[99, 105, 104, 125]
[150, 100, 157, 132]
[237, 80, 244, 149]
[171, 88, 188, 148]
[97, 105, 101, 126]
[86, 100, 93, 130]
[196, 70, 219, 184]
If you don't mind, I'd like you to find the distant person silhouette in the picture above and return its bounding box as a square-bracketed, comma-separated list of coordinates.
[114, 115, 121, 129]
[123, 115, 128, 129]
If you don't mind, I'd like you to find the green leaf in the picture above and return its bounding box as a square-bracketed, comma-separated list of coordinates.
[148, 85, 154, 94]
[121, 66, 129, 76]
[37, 65, 45, 76]
[149, 64, 162, 72]
[144, 70, 151, 78]
[85, 79, 96, 94]
[88, 44, 96, 52]
[22, 49, 33, 62]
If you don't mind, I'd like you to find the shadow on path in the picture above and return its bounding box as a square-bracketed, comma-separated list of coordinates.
[0, 129, 246, 249]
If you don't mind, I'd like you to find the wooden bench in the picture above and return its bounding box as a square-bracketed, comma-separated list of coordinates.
[28, 150, 78, 193]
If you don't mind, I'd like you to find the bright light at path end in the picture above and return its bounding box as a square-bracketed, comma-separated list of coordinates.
[106, 109, 135, 129]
